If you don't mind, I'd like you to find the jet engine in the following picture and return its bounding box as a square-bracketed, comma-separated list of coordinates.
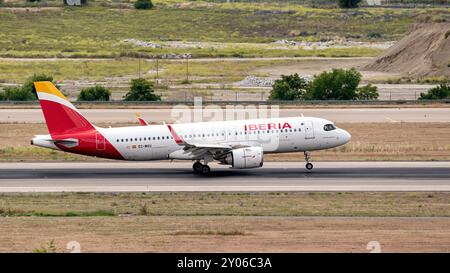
[221, 146, 263, 169]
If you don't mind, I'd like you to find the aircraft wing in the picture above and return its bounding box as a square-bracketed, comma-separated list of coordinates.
[166, 124, 254, 158]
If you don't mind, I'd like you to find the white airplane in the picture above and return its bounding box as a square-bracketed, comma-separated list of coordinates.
[31, 82, 351, 174]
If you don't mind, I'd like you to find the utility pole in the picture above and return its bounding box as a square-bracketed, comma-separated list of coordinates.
[185, 54, 189, 83]
[155, 57, 159, 84]
[138, 55, 141, 79]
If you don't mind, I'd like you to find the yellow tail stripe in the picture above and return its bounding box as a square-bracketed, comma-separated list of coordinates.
[34, 81, 68, 101]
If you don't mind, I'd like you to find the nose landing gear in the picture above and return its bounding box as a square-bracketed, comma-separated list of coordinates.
[304, 151, 313, 170]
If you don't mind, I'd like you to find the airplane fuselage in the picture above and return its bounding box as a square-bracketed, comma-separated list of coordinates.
[31, 81, 351, 173]
[32, 116, 351, 161]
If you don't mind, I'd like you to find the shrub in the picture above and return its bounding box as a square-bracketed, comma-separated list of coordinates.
[124, 78, 161, 101]
[1, 86, 35, 101]
[63, 0, 88, 5]
[269, 73, 308, 100]
[33, 240, 57, 253]
[134, 0, 153, 10]
[367, 32, 382, 39]
[77, 85, 111, 101]
[357, 84, 379, 100]
[305, 68, 361, 100]
[22, 74, 55, 99]
[419, 84, 450, 100]
[337, 0, 361, 8]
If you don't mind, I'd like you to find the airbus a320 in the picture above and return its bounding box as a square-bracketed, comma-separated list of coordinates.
[31, 82, 351, 174]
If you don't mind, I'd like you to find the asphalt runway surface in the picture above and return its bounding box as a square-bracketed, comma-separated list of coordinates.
[1, 108, 450, 123]
[0, 162, 449, 192]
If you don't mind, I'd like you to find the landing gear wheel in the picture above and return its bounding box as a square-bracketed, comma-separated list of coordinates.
[304, 151, 313, 171]
[193, 162, 203, 173]
[201, 165, 211, 175]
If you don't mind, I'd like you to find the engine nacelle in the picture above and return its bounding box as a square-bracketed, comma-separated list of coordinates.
[222, 147, 263, 169]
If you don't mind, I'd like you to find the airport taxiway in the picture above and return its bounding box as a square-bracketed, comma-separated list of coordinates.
[0, 161, 449, 192]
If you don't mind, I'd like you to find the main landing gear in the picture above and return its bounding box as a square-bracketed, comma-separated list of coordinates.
[304, 151, 313, 171]
[193, 161, 211, 175]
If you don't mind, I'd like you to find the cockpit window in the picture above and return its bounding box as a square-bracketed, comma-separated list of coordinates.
[323, 124, 336, 131]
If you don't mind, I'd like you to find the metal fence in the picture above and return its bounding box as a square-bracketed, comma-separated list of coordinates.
[1, 99, 449, 106]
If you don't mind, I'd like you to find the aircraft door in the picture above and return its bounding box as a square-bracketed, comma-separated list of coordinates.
[304, 121, 315, 139]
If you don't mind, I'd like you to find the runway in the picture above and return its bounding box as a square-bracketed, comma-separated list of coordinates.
[0, 162, 449, 192]
[1, 108, 450, 123]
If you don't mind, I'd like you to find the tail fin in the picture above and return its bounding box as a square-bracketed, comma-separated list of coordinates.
[136, 113, 149, 126]
[34, 81, 95, 137]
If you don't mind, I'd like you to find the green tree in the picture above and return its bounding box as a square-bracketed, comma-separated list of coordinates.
[77, 85, 111, 101]
[134, 0, 154, 9]
[357, 84, 379, 100]
[306, 68, 361, 100]
[22, 74, 55, 99]
[269, 73, 308, 100]
[124, 78, 161, 101]
[419, 84, 450, 100]
[337, 0, 362, 8]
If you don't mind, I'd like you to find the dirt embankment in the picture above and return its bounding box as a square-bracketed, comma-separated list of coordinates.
[364, 23, 450, 78]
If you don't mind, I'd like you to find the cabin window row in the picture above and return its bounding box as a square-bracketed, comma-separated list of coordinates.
[116, 136, 173, 143]
[115, 128, 301, 143]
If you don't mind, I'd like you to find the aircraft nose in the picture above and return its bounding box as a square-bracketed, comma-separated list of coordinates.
[341, 129, 351, 144]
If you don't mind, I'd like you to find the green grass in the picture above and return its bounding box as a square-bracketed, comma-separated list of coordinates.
[0, 59, 295, 83]
[0, 58, 372, 84]
[0, 192, 449, 217]
[0, 59, 154, 83]
[0, 208, 115, 217]
[0, 4, 446, 58]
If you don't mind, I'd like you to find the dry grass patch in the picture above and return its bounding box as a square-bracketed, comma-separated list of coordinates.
[0, 216, 449, 252]
[0, 192, 449, 217]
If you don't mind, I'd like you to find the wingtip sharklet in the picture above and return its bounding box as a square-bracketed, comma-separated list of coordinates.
[166, 124, 185, 145]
